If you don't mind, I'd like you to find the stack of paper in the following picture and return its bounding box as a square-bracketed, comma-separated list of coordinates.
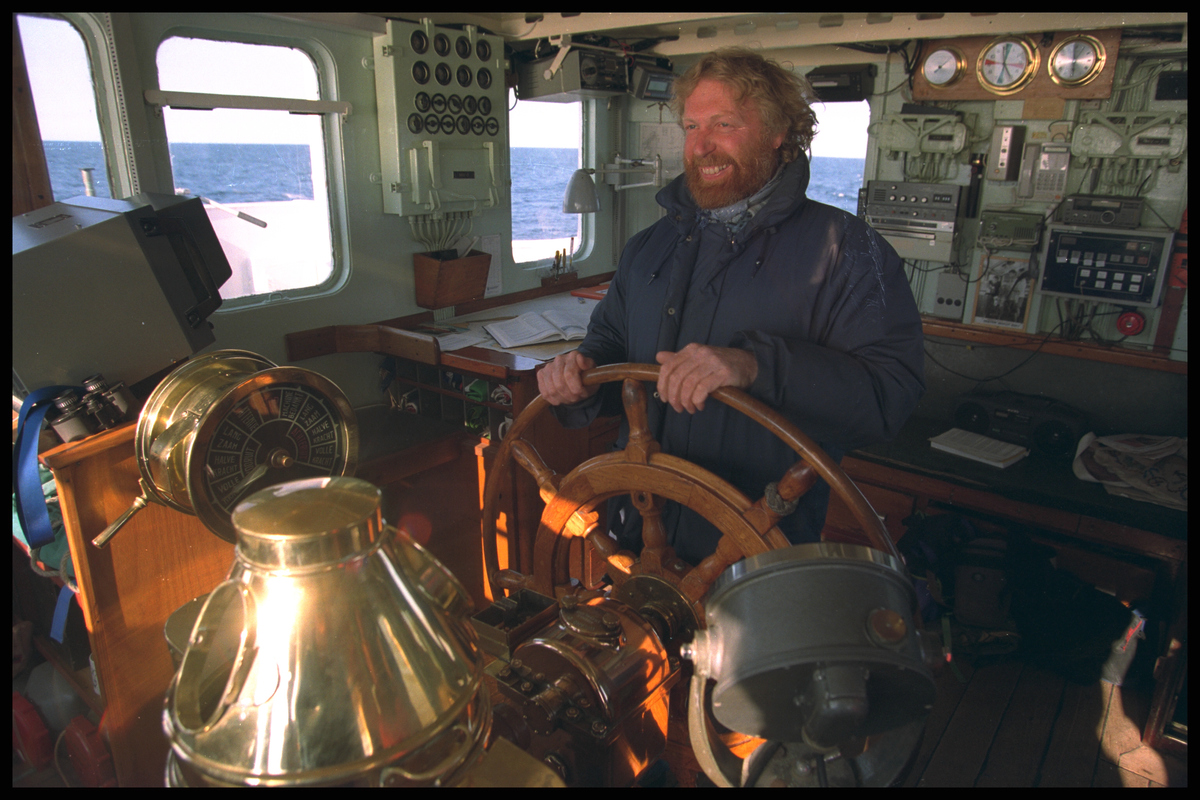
[929, 428, 1030, 468]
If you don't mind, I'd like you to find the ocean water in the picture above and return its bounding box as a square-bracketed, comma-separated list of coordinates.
[43, 141, 314, 205]
[43, 141, 863, 233]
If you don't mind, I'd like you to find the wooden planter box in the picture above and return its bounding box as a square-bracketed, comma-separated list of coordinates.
[413, 249, 491, 309]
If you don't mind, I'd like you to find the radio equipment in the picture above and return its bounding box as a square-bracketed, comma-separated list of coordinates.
[864, 181, 962, 262]
[806, 63, 877, 103]
[954, 391, 1089, 460]
[516, 48, 627, 102]
[630, 63, 674, 101]
[977, 211, 1042, 251]
[1038, 224, 1173, 308]
[1058, 194, 1144, 228]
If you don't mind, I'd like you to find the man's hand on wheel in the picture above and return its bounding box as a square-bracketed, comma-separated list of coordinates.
[655, 344, 758, 414]
[537, 350, 598, 406]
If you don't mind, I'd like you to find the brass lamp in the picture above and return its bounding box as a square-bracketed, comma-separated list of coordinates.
[164, 477, 489, 787]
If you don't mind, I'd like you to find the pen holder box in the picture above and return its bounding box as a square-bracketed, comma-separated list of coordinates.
[413, 249, 491, 309]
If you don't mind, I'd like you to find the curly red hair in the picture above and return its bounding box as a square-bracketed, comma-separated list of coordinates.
[670, 47, 819, 164]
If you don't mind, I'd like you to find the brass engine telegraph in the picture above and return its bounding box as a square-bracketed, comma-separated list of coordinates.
[93, 350, 357, 546]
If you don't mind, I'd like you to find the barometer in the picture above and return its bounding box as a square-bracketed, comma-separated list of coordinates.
[977, 36, 1040, 96]
[922, 47, 966, 88]
[1048, 34, 1106, 87]
[94, 350, 358, 546]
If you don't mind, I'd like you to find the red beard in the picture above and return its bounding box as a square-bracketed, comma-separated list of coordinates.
[685, 137, 780, 210]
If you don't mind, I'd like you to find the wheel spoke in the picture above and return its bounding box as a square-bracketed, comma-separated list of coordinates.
[621, 379, 659, 464]
[510, 438, 560, 503]
[584, 527, 636, 589]
[629, 489, 679, 581]
[743, 460, 818, 547]
[679, 535, 744, 604]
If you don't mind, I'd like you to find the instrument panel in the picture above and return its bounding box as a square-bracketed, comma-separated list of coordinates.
[1038, 224, 1173, 309]
[913, 29, 1121, 101]
[373, 18, 507, 216]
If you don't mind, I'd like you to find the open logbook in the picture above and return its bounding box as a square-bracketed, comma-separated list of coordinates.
[484, 309, 592, 349]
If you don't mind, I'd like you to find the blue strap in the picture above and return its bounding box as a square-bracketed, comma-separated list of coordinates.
[51, 584, 75, 643]
[14, 386, 78, 549]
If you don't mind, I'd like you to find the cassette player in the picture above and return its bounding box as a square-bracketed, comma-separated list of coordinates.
[864, 181, 962, 262]
[953, 390, 1088, 460]
[1059, 194, 1144, 229]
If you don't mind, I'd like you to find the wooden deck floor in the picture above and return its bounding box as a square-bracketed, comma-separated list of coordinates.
[906, 653, 1187, 787]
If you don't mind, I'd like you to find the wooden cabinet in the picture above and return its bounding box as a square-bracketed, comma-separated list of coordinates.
[40, 425, 235, 787]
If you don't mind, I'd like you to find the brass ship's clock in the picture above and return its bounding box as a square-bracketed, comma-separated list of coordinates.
[1048, 34, 1107, 87]
[922, 47, 967, 88]
[977, 36, 1040, 96]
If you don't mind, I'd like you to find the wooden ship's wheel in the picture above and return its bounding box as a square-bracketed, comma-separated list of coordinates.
[480, 363, 899, 620]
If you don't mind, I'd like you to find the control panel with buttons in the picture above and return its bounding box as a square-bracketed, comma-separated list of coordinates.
[1038, 224, 1173, 308]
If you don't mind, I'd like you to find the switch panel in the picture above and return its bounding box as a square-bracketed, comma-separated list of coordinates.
[988, 125, 1026, 182]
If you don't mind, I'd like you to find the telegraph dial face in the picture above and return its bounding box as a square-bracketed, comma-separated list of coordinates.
[189, 368, 358, 541]
[1049, 35, 1106, 86]
[977, 37, 1040, 96]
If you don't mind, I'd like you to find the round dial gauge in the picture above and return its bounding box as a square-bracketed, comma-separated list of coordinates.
[977, 37, 1040, 96]
[923, 47, 966, 88]
[1048, 35, 1106, 86]
[190, 368, 358, 538]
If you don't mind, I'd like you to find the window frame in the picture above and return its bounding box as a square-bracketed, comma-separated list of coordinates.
[151, 29, 351, 309]
[48, 16, 352, 310]
[507, 92, 595, 266]
[24, 13, 140, 200]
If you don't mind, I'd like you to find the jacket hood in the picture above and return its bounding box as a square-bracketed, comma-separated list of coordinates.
[657, 152, 813, 237]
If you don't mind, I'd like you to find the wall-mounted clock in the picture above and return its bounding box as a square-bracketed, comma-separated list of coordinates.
[922, 47, 967, 88]
[977, 36, 1040, 96]
[1048, 34, 1107, 87]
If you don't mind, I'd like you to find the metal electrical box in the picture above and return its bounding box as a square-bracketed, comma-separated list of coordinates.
[373, 18, 507, 216]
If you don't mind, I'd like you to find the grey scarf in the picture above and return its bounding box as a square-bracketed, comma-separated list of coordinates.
[697, 162, 786, 236]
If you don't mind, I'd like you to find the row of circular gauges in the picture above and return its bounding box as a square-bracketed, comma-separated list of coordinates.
[923, 34, 1107, 96]
[410, 30, 492, 63]
[415, 91, 492, 117]
[412, 61, 494, 91]
[408, 113, 500, 137]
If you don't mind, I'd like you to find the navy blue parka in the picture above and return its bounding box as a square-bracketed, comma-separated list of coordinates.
[553, 153, 924, 565]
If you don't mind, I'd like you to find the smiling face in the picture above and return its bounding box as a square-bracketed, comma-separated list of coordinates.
[682, 78, 785, 209]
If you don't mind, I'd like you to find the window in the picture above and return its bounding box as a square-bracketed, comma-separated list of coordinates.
[508, 91, 583, 264]
[808, 99, 871, 216]
[16, 14, 113, 201]
[156, 37, 336, 302]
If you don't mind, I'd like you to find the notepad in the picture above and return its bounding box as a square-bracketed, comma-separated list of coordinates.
[484, 310, 591, 349]
[929, 428, 1030, 469]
